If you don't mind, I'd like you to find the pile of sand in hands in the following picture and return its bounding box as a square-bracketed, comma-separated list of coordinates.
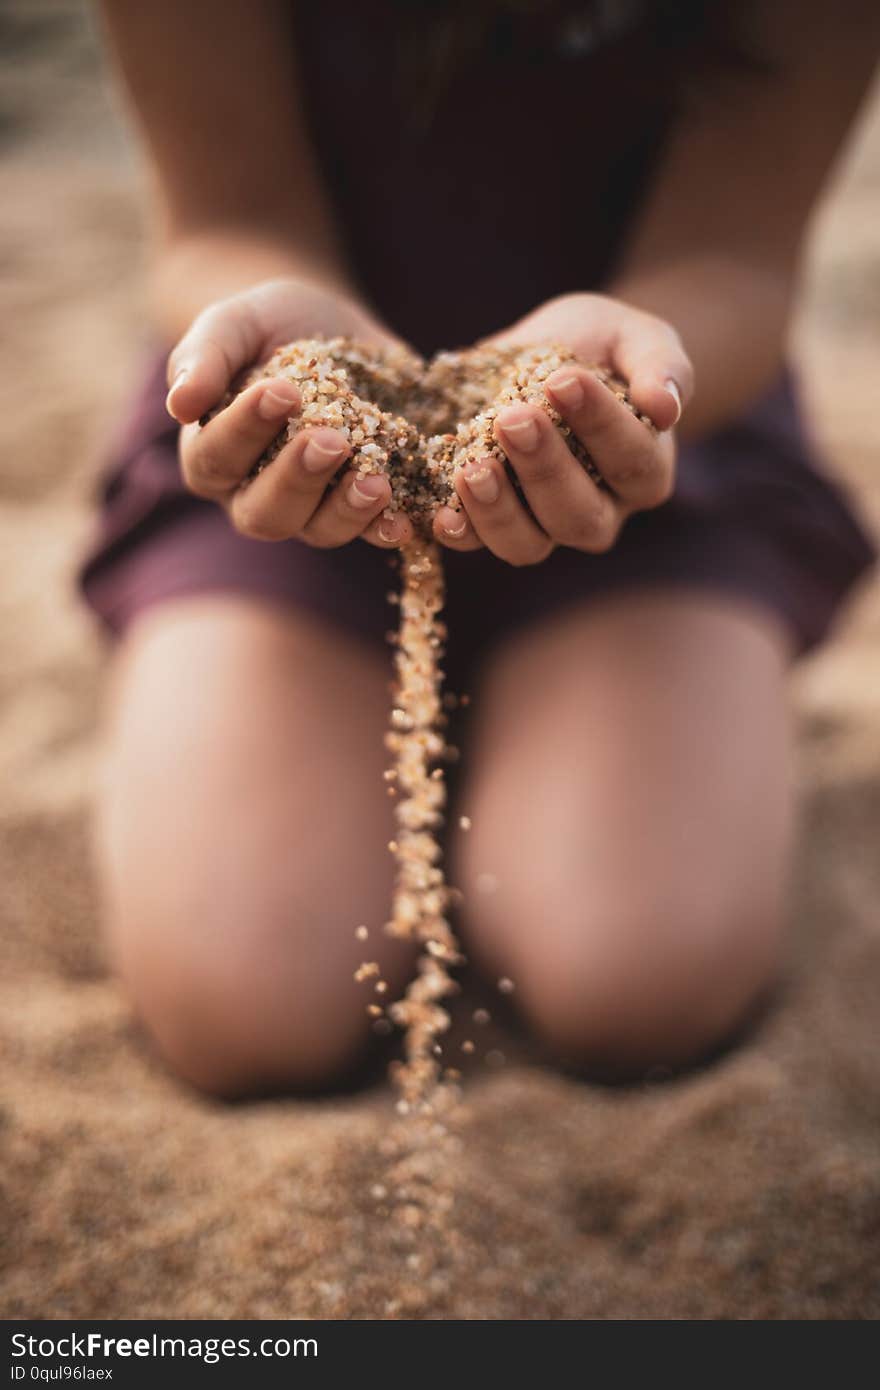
[240, 339, 650, 1114]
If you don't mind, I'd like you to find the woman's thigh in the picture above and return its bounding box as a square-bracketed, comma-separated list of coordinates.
[95, 593, 414, 1096]
[452, 587, 795, 1073]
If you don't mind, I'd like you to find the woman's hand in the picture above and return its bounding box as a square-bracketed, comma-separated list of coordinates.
[433, 293, 694, 565]
[165, 277, 415, 550]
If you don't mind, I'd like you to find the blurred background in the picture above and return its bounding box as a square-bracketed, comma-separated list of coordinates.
[1, 1, 879, 1319]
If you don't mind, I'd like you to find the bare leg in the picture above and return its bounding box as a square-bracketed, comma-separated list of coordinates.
[95, 595, 414, 1097]
[452, 589, 794, 1076]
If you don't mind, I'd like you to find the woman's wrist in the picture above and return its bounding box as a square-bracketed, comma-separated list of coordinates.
[153, 227, 362, 342]
[607, 255, 794, 439]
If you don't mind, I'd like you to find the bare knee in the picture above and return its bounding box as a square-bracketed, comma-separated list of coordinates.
[112, 916, 374, 1100]
[485, 901, 783, 1077]
[139, 977, 366, 1101]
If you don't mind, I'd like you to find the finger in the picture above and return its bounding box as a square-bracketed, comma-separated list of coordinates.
[180, 378, 302, 500]
[544, 366, 675, 510]
[494, 406, 620, 553]
[362, 508, 415, 550]
[432, 505, 483, 551]
[455, 456, 554, 567]
[610, 308, 694, 431]
[166, 294, 265, 424]
[228, 427, 349, 540]
[300, 469, 392, 548]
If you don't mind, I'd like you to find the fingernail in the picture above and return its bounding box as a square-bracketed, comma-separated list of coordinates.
[547, 373, 584, 410]
[257, 383, 299, 420]
[498, 414, 539, 452]
[464, 462, 500, 504]
[443, 513, 468, 538]
[350, 474, 386, 508]
[164, 368, 188, 416]
[664, 378, 682, 424]
[378, 517, 400, 544]
[303, 435, 346, 473]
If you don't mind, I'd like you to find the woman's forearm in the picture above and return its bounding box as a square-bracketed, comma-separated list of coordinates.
[605, 1, 879, 439]
[608, 254, 795, 440]
[99, 1, 358, 342]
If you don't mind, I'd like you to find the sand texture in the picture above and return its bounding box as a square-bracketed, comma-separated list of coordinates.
[2, 4, 879, 1319]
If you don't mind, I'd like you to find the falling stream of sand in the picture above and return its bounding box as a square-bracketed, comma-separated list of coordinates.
[238, 339, 650, 1187]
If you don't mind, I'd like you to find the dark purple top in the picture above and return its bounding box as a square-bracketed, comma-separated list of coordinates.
[293, 0, 674, 350]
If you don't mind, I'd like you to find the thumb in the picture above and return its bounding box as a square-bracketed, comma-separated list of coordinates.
[612, 307, 695, 432]
[165, 294, 264, 424]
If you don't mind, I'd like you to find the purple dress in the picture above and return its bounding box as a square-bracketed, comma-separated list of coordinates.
[79, 0, 875, 684]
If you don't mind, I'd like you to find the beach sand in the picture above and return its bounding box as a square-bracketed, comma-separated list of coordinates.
[2, 4, 879, 1319]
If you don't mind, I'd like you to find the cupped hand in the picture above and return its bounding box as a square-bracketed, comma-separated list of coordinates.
[165, 278, 415, 549]
[432, 293, 694, 565]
